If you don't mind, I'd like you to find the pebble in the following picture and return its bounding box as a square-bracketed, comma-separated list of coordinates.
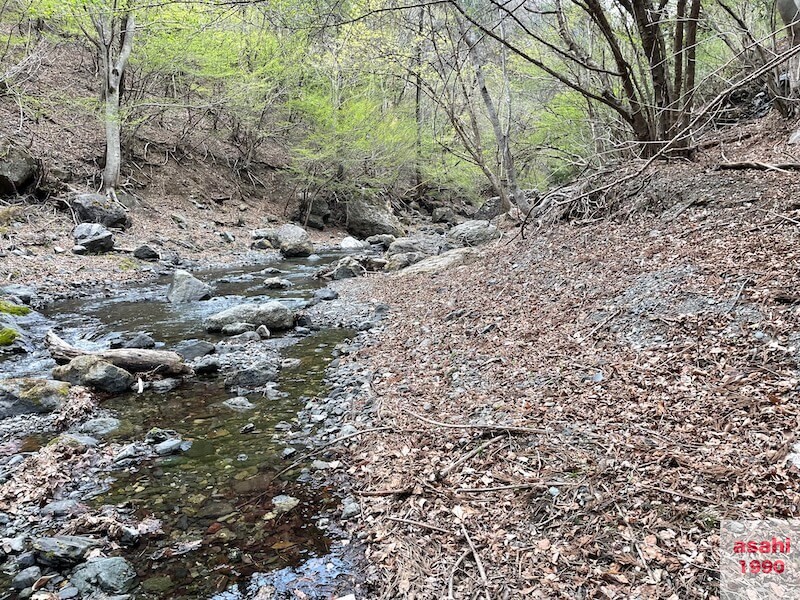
[59, 587, 80, 599]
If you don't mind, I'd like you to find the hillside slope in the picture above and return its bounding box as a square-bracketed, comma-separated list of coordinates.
[333, 119, 800, 598]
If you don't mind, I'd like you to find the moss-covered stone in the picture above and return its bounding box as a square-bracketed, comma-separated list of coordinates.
[0, 378, 71, 417]
[0, 327, 18, 346]
[0, 299, 31, 316]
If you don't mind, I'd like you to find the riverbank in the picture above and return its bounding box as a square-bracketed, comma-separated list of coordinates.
[328, 190, 800, 597]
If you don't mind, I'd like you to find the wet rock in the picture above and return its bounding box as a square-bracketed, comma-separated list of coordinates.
[264, 277, 292, 290]
[175, 339, 215, 361]
[53, 356, 134, 394]
[340, 496, 361, 520]
[224, 396, 255, 410]
[194, 355, 220, 375]
[71, 193, 131, 229]
[446, 220, 499, 246]
[40, 499, 85, 517]
[229, 331, 261, 343]
[154, 439, 184, 455]
[133, 244, 160, 261]
[401, 247, 478, 275]
[206, 302, 294, 332]
[71, 557, 137, 595]
[60, 433, 99, 448]
[167, 269, 212, 303]
[33, 536, 99, 567]
[78, 417, 120, 437]
[221, 322, 255, 336]
[345, 196, 403, 238]
[0, 378, 70, 418]
[110, 332, 155, 349]
[1, 284, 35, 305]
[340, 236, 369, 250]
[72, 223, 114, 253]
[151, 378, 180, 393]
[281, 447, 296, 458]
[59, 586, 80, 599]
[271, 495, 300, 514]
[197, 501, 235, 519]
[432, 206, 458, 225]
[12, 565, 40, 589]
[145, 428, 177, 444]
[275, 224, 313, 257]
[0, 140, 37, 196]
[224, 359, 279, 389]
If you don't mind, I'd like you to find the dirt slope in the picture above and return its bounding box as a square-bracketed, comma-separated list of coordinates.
[332, 121, 800, 598]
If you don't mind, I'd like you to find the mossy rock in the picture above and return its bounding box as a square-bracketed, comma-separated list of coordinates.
[0, 327, 18, 346]
[0, 378, 71, 418]
[0, 299, 31, 316]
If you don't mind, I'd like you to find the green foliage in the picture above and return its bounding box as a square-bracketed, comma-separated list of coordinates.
[0, 300, 31, 317]
[0, 327, 19, 346]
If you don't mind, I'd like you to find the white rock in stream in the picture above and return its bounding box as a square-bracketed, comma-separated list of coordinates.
[271, 495, 300, 514]
[205, 301, 294, 332]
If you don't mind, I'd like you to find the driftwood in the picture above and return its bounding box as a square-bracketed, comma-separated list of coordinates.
[45, 330, 191, 376]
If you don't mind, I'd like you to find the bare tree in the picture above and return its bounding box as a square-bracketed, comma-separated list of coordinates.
[77, 0, 135, 198]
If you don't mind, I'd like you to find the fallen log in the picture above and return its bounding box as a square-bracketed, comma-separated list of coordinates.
[45, 330, 191, 376]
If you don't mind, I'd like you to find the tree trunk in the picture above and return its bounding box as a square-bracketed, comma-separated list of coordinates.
[45, 330, 191, 376]
[460, 22, 514, 213]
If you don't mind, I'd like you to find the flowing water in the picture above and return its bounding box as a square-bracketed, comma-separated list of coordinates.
[0, 252, 360, 598]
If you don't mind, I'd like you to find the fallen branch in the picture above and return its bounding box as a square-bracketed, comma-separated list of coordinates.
[461, 524, 491, 600]
[404, 410, 548, 435]
[715, 161, 800, 172]
[438, 435, 505, 480]
[45, 330, 190, 376]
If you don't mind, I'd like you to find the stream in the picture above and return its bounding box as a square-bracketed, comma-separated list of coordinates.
[0, 252, 365, 599]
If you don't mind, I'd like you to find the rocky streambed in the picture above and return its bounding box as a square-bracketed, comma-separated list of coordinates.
[0, 248, 386, 600]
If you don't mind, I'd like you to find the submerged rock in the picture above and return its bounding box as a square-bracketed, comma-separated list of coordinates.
[71, 557, 137, 595]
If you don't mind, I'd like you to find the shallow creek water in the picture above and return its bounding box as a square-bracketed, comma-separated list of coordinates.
[0, 253, 359, 598]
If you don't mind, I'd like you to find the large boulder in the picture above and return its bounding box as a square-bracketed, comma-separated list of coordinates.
[293, 198, 331, 230]
[401, 248, 478, 275]
[72, 223, 114, 253]
[0, 378, 70, 418]
[446, 220, 500, 246]
[340, 236, 369, 251]
[0, 140, 37, 196]
[386, 235, 448, 258]
[167, 270, 212, 303]
[53, 355, 134, 394]
[432, 207, 458, 225]
[345, 197, 403, 238]
[71, 557, 137, 595]
[206, 302, 294, 332]
[70, 193, 131, 229]
[275, 224, 313, 257]
[317, 256, 367, 280]
[473, 197, 505, 221]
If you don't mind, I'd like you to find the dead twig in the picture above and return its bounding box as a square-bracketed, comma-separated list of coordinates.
[385, 516, 453, 534]
[715, 161, 800, 172]
[438, 435, 506, 480]
[461, 524, 491, 600]
[272, 426, 393, 480]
